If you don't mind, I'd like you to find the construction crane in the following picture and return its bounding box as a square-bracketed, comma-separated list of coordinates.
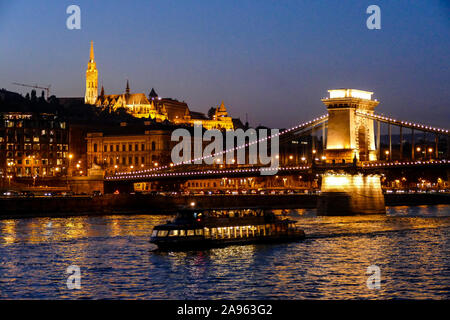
[12, 82, 51, 100]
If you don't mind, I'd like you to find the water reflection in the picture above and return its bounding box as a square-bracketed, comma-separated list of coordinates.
[0, 206, 448, 299]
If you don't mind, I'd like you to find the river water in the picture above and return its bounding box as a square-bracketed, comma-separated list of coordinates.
[0, 205, 448, 299]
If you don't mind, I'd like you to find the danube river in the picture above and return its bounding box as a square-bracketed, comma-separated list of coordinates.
[0, 205, 448, 299]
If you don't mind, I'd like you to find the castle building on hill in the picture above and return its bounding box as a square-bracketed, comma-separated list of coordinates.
[84, 41, 234, 130]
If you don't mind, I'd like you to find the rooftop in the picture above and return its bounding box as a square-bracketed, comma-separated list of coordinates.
[327, 89, 374, 100]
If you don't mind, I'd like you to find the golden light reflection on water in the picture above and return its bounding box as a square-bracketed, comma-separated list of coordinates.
[0, 207, 448, 299]
[1, 220, 17, 244]
[0, 215, 169, 245]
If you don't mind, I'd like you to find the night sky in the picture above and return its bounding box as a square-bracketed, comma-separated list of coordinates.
[0, 0, 449, 128]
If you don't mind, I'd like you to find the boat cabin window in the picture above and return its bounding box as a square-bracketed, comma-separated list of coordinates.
[168, 230, 179, 237]
[157, 230, 168, 237]
[179, 230, 186, 236]
[187, 230, 195, 236]
[195, 229, 203, 236]
[151, 230, 158, 237]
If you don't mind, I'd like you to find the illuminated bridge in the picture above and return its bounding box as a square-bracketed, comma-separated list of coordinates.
[105, 89, 450, 214]
[106, 160, 449, 183]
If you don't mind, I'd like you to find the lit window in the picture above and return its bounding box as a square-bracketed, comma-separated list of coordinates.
[157, 230, 168, 237]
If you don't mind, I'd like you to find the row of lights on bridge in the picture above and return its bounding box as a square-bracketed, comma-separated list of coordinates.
[113, 115, 329, 177]
[356, 111, 449, 133]
[111, 112, 448, 178]
[106, 160, 448, 181]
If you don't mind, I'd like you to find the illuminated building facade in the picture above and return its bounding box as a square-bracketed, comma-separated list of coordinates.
[84, 42, 234, 130]
[86, 122, 174, 176]
[178, 101, 234, 130]
[0, 112, 69, 178]
[85, 41, 98, 105]
[321, 89, 379, 163]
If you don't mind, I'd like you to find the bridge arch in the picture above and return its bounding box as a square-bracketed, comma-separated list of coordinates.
[357, 125, 369, 161]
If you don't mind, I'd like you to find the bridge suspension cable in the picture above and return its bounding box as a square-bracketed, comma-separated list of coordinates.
[106, 159, 449, 182]
[356, 111, 449, 135]
[111, 114, 328, 178]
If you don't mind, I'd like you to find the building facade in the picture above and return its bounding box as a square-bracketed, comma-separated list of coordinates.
[86, 122, 174, 176]
[0, 112, 69, 178]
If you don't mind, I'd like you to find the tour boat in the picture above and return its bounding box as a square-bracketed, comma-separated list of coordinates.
[150, 208, 305, 250]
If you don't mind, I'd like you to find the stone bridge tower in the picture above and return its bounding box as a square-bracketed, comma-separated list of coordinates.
[321, 89, 379, 163]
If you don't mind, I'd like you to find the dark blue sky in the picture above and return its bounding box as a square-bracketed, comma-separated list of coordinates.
[1, 0, 449, 128]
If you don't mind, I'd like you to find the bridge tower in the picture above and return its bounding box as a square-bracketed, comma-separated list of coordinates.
[321, 89, 379, 163]
[318, 89, 385, 215]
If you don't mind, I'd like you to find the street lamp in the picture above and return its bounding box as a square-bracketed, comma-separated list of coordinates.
[416, 147, 421, 160]
[385, 150, 390, 161]
[67, 154, 74, 179]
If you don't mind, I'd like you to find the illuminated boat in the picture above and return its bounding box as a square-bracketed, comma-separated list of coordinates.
[150, 208, 305, 250]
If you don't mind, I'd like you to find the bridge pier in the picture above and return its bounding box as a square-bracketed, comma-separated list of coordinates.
[317, 172, 386, 215]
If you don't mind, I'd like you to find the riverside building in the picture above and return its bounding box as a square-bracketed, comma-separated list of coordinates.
[0, 112, 69, 178]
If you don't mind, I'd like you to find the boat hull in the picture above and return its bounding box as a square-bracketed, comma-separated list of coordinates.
[150, 232, 306, 251]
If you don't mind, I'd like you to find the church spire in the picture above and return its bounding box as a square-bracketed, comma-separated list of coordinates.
[149, 88, 158, 100]
[85, 40, 98, 105]
[126, 80, 130, 94]
[90, 40, 95, 61]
